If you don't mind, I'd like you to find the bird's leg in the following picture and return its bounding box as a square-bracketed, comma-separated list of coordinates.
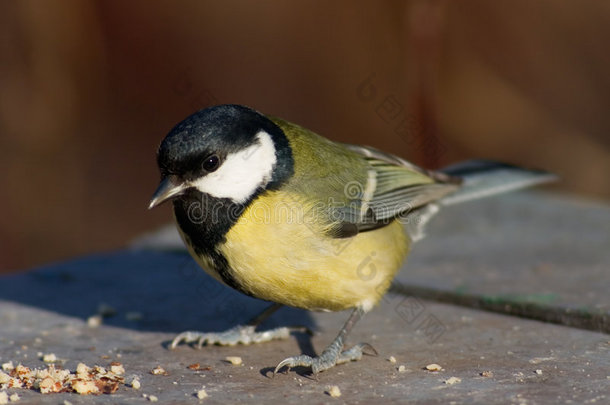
[274, 308, 376, 376]
[170, 303, 306, 348]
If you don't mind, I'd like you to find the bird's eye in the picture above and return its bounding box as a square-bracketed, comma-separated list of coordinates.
[202, 154, 220, 172]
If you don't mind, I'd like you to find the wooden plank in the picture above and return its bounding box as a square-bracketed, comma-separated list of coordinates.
[0, 249, 608, 403]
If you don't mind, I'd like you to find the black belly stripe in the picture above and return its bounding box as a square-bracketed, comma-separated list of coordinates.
[198, 246, 252, 297]
[173, 189, 254, 296]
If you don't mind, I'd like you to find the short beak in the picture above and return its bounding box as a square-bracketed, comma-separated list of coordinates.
[148, 176, 185, 209]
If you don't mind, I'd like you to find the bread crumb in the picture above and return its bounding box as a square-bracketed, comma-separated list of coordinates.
[0, 392, 8, 405]
[1, 363, 14, 372]
[397, 365, 407, 373]
[326, 385, 341, 398]
[87, 315, 102, 328]
[534, 369, 543, 375]
[110, 362, 125, 375]
[150, 366, 168, 376]
[443, 377, 461, 385]
[425, 363, 442, 372]
[130, 378, 141, 389]
[42, 354, 57, 363]
[480, 370, 493, 377]
[63, 401, 73, 405]
[148, 394, 158, 402]
[387, 356, 397, 364]
[196, 388, 208, 399]
[94, 366, 107, 374]
[9, 393, 20, 402]
[38, 377, 59, 394]
[72, 380, 99, 395]
[188, 363, 212, 371]
[75, 363, 89, 377]
[224, 357, 242, 366]
[0, 371, 10, 384]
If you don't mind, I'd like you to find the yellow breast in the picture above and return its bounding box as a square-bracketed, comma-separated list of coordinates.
[218, 191, 410, 312]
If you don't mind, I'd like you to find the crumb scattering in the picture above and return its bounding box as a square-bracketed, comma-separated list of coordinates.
[224, 357, 242, 366]
[443, 377, 461, 385]
[150, 366, 168, 376]
[110, 362, 125, 375]
[87, 315, 103, 328]
[326, 385, 341, 398]
[130, 378, 141, 390]
[0, 372, 10, 384]
[425, 363, 443, 372]
[72, 380, 99, 395]
[187, 363, 211, 371]
[42, 353, 57, 363]
[76, 363, 89, 377]
[0, 362, 124, 395]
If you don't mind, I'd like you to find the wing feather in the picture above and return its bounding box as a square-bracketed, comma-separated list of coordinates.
[275, 117, 460, 238]
[331, 144, 460, 234]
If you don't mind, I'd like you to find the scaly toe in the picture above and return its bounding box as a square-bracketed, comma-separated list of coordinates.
[336, 342, 377, 364]
[170, 325, 293, 349]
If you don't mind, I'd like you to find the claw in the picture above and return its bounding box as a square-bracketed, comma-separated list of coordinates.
[361, 342, 377, 356]
[273, 342, 373, 376]
[273, 355, 313, 376]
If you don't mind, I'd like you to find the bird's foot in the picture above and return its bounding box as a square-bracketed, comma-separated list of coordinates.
[274, 342, 376, 376]
[170, 325, 305, 349]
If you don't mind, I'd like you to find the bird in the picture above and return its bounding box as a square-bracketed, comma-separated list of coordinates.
[148, 104, 555, 376]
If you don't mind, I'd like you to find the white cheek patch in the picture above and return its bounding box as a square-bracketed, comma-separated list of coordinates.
[190, 131, 277, 203]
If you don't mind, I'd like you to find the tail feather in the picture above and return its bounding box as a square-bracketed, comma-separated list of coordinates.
[404, 160, 557, 242]
[439, 160, 558, 206]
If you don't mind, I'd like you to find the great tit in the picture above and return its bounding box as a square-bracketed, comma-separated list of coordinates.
[149, 104, 555, 375]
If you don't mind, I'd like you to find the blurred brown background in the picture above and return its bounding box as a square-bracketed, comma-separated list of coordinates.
[1, 0, 609, 272]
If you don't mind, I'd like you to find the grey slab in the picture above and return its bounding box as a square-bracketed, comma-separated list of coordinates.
[0, 250, 609, 404]
[398, 192, 610, 332]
